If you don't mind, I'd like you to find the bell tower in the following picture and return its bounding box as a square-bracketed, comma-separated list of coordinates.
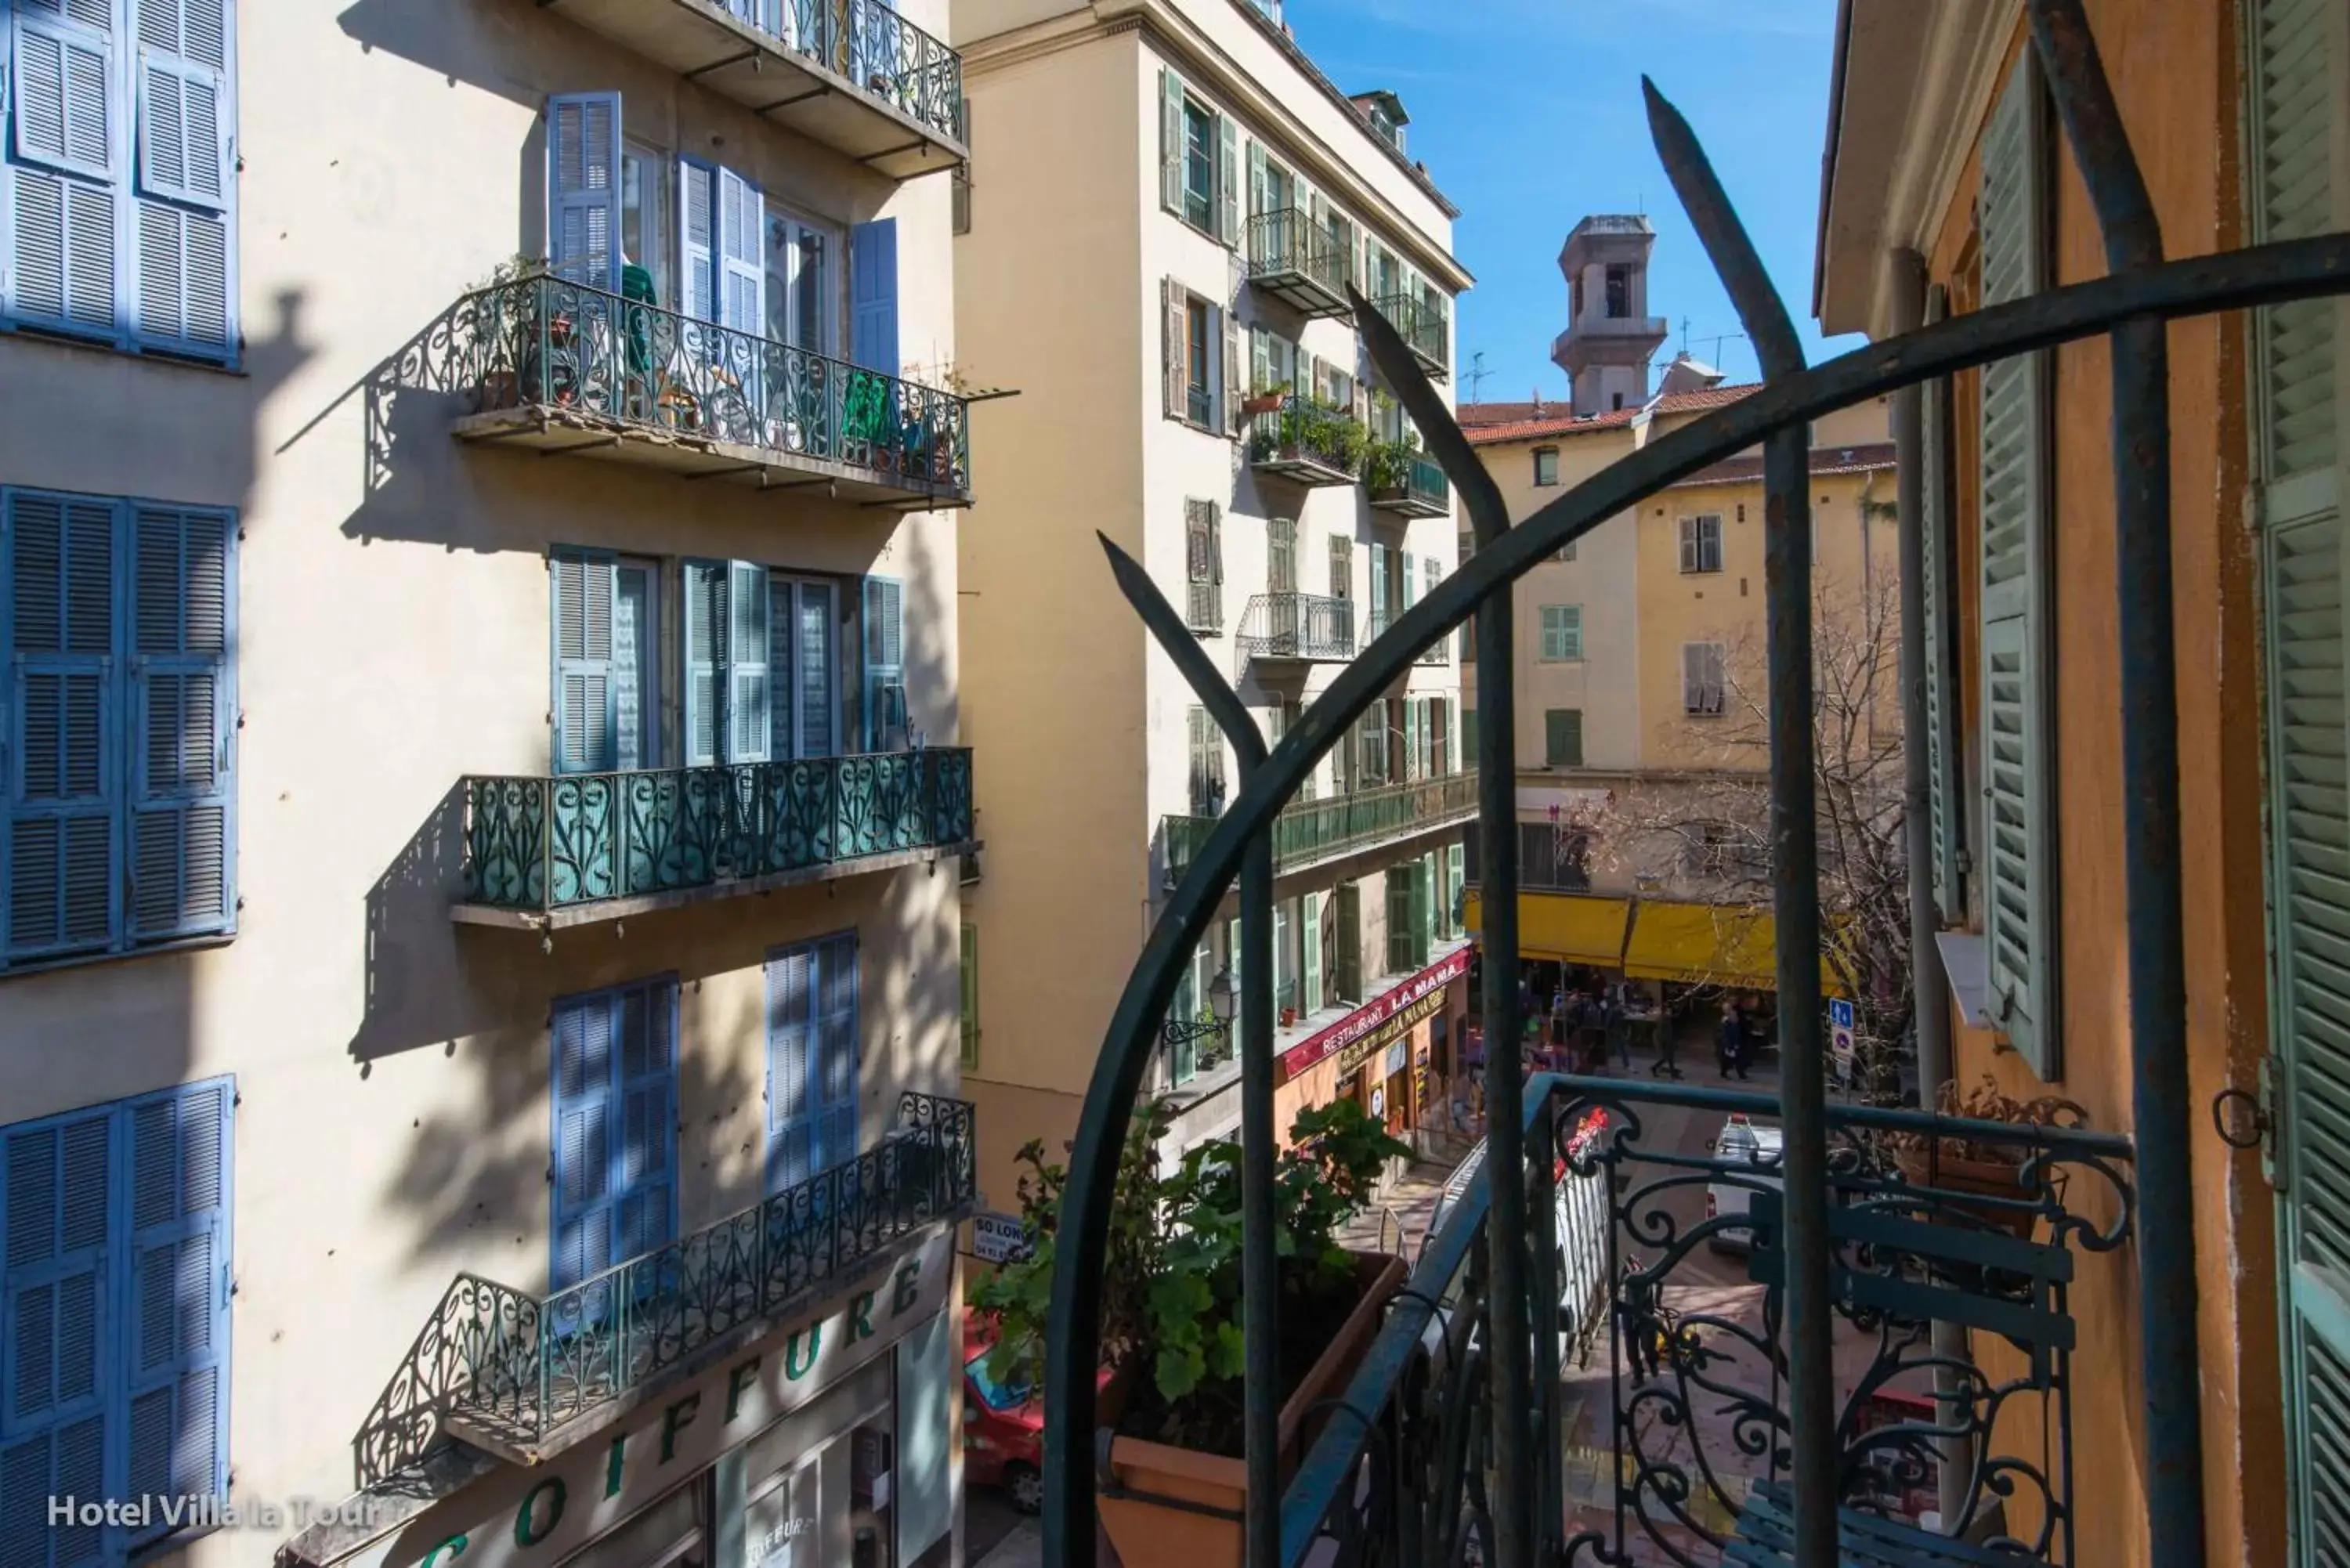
[1549, 215, 1668, 417]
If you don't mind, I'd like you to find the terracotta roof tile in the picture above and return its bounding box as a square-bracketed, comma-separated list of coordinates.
[1461, 384, 1762, 446]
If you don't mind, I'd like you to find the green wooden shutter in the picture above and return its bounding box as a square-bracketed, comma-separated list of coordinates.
[1302, 891, 1321, 1015]
[1159, 70, 1182, 214]
[1333, 881, 1361, 1002]
[1216, 111, 1238, 247]
[1977, 46, 2061, 1078]
[683, 561, 726, 767]
[727, 561, 771, 763]
[1922, 285, 1965, 923]
[2252, 0, 2350, 1553]
[128, 505, 233, 941]
[960, 924, 980, 1068]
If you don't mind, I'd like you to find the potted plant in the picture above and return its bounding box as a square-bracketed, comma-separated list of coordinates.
[972, 1095, 1412, 1568]
[1884, 1073, 2088, 1237]
[1240, 381, 1289, 418]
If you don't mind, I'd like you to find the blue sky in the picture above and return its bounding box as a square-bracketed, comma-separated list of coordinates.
[1280, 0, 1864, 403]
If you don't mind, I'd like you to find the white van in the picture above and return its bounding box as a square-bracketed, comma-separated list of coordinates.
[1706, 1114, 1784, 1254]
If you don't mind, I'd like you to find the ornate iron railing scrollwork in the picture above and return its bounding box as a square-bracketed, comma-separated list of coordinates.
[1237, 591, 1358, 662]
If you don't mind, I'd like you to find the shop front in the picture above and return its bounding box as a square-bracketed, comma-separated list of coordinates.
[1275, 947, 1470, 1160]
[296, 1229, 960, 1568]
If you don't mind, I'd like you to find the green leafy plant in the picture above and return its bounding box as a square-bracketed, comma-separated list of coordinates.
[971, 1093, 1410, 1454]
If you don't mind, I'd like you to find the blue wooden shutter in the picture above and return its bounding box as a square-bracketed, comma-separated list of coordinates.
[766, 945, 814, 1192]
[5, 490, 121, 963]
[678, 159, 716, 323]
[682, 561, 726, 767]
[552, 552, 615, 775]
[611, 562, 652, 772]
[128, 505, 233, 941]
[0, 1104, 114, 1566]
[8, 2, 121, 338]
[550, 992, 618, 1289]
[812, 933, 860, 1172]
[717, 166, 763, 336]
[130, 0, 233, 356]
[798, 582, 837, 759]
[1977, 48, 2059, 1077]
[862, 576, 904, 752]
[767, 576, 797, 764]
[850, 219, 898, 374]
[123, 1079, 231, 1538]
[13, 7, 115, 183]
[728, 560, 770, 763]
[613, 981, 678, 1265]
[546, 92, 622, 291]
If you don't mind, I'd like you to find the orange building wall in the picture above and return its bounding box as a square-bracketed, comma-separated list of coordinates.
[1925, 3, 2282, 1563]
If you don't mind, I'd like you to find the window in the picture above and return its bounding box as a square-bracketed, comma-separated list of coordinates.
[1188, 706, 1226, 815]
[1538, 605, 1583, 662]
[1186, 299, 1213, 425]
[1331, 883, 1362, 1002]
[1544, 709, 1584, 768]
[0, 1080, 234, 1561]
[1159, 70, 1236, 244]
[766, 934, 859, 1192]
[1533, 447, 1560, 487]
[1162, 280, 1235, 432]
[1329, 535, 1353, 600]
[553, 551, 661, 775]
[1274, 901, 1296, 1017]
[2, 0, 238, 359]
[1183, 99, 1215, 229]
[1250, 326, 1300, 397]
[551, 978, 679, 1287]
[2, 490, 237, 970]
[1556, 540, 1578, 563]
[1604, 262, 1632, 318]
[1386, 862, 1429, 974]
[1187, 499, 1224, 631]
[862, 577, 907, 752]
[765, 203, 841, 359]
[1358, 703, 1389, 786]
[680, 561, 856, 765]
[959, 925, 980, 1069]
[1268, 517, 1296, 593]
[1519, 822, 1592, 891]
[621, 141, 671, 305]
[1679, 514, 1724, 573]
[1683, 641, 1728, 716]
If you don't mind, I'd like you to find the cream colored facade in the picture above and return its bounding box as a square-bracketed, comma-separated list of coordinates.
[953, 0, 1473, 1199]
[0, 3, 971, 1566]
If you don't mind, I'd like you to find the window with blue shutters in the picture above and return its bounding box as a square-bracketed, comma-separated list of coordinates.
[3, 487, 236, 972]
[0, 1078, 233, 1565]
[3, 0, 237, 360]
[549, 978, 677, 1292]
[547, 92, 621, 291]
[766, 932, 860, 1194]
[849, 219, 898, 375]
[862, 576, 905, 752]
[684, 559, 842, 768]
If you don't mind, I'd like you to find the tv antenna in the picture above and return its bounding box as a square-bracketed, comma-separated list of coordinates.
[1465, 351, 1491, 404]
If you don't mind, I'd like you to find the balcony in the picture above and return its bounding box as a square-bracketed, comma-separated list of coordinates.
[537, 0, 964, 179]
[1163, 771, 1477, 884]
[424, 275, 971, 508]
[454, 750, 975, 929]
[358, 1093, 975, 1479]
[1551, 312, 1672, 367]
[1281, 1074, 2131, 1563]
[1236, 592, 1356, 664]
[1372, 293, 1450, 379]
[1246, 208, 1354, 320]
[1248, 396, 1365, 486]
[1368, 450, 1451, 518]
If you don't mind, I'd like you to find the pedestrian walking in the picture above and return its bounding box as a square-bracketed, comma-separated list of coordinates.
[1718, 1003, 1746, 1079]
[1607, 990, 1630, 1069]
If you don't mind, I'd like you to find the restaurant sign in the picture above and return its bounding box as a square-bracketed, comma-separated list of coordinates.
[1280, 948, 1470, 1085]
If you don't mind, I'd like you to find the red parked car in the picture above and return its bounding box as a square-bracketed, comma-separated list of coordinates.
[963, 1326, 1112, 1515]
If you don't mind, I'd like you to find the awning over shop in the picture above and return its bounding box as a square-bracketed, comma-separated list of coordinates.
[1619, 900, 1847, 996]
[1464, 890, 1632, 969]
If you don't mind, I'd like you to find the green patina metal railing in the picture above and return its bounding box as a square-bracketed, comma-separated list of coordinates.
[411, 273, 971, 502]
[1163, 772, 1475, 883]
[459, 750, 974, 913]
[744, 0, 966, 143]
[1370, 451, 1451, 518]
[355, 1093, 975, 1483]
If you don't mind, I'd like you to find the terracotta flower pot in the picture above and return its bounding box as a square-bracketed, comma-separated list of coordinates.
[1241, 392, 1285, 417]
[1096, 1250, 1406, 1568]
[1280, 1006, 1299, 1028]
[1895, 1148, 2042, 1238]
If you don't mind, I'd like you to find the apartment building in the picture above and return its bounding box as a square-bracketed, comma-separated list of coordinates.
[950, 0, 1473, 1198]
[1458, 216, 1894, 1001]
[0, 2, 978, 1566]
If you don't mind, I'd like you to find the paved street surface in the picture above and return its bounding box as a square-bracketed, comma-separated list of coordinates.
[966, 1484, 1028, 1565]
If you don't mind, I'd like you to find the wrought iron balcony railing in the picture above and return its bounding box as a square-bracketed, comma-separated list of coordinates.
[545, 0, 965, 179]
[1162, 771, 1475, 883]
[1248, 396, 1364, 486]
[1246, 208, 1354, 320]
[1372, 293, 1450, 378]
[1237, 591, 1357, 663]
[413, 275, 971, 505]
[1283, 1074, 2131, 1565]
[356, 1093, 975, 1481]
[1368, 451, 1452, 518]
[457, 750, 975, 926]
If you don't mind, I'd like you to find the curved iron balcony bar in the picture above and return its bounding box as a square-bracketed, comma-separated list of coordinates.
[537, 0, 965, 178]
[1248, 395, 1363, 486]
[433, 275, 973, 506]
[1246, 208, 1355, 320]
[1282, 1073, 2132, 1565]
[1237, 591, 1357, 663]
[355, 1092, 977, 1480]
[455, 749, 976, 927]
[1371, 293, 1450, 380]
[1162, 771, 1476, 883]
[1369, 450, 1450, 518]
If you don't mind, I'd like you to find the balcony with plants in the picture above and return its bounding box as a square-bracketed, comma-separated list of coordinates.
[536, 0, 965, 178]
[1245, 208, 1355, 320]
[1162, 771, 1477, 885]
[1246, 394, 1365, 486]
[1367, 438, 1450, 518]
[410, 264, 972, 507]
[356, 1092, 977, 1480]
[1235, 592, 1357, 666]
[454, 747, 976, 930]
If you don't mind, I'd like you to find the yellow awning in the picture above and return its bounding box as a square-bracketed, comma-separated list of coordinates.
[1464, 890, 1632, 969]
[1619, 900, 1847, 996]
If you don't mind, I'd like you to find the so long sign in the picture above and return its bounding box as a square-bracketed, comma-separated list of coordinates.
[1278, 948, 1469, 1086]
